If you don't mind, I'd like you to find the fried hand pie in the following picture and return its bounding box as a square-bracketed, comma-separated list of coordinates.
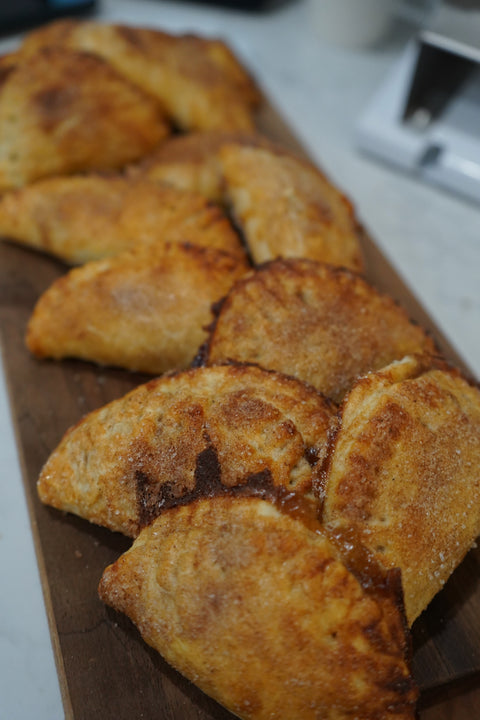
[219, 143, 365, 271]
[0, 46, 169, 191]
[129, 130, 275, 203]
[19, 20, 260, 132]
[37, 363, 334, 537]
[26, 241, 248, 374]
[99, 495, 418, 720]
[319, 354, 480, 624]
[0, 175, 245, 264]
[201, 258, 435, 403]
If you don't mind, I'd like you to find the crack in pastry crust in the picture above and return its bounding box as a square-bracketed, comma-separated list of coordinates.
[38, 364, 334, 537]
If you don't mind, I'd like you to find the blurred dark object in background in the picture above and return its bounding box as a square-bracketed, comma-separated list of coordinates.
[0, 0, 97, 36]
[173, 0, 295, 10]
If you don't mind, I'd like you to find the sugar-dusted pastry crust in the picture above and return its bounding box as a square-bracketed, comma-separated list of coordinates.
[219, 142, 366, 271]
[19, 19, 261, 132]
[37, 364, 334, 536]
[201, 258, 435, 403]
[99, 495, 418, 720]
[129, 130, 275, 203]
[0, 175, 246, 264]
[319, 354, 480, 624]
[26, 241, 248, 373]
[0, 46, 169, 191]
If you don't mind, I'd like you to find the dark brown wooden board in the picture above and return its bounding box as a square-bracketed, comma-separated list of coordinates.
[1, 100, 480, 719]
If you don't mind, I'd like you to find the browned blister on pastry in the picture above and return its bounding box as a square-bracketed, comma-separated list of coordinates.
[98, 495, 418, 720]
[19, 19, 260, 132]
[319, 354, 480, 624]
[26, 241, 248, 373]
[0, 175, 246, 264]
[202, 258, 435, 403]
[219, 143, 366, 271]
[37, 364, 334, 536]
[0, 46, 169, 191]
[129, 130, 275, 203]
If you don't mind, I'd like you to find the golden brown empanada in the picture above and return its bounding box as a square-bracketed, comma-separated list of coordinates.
[200, 258, 435, 403]
[0, 46, 169, 191]
[37, 364, 334, 536]
[26, 241, 248, 373]
[19, 19, 260, 132]
[219, 142, 366, 271]
[99, 495, 418, 719]
[318, 354, 480, 624]
[128, 130, 275, 203]
[0, 175, 246, 264]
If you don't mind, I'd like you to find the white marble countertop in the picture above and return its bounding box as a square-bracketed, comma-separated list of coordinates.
[0, 1, 479, 718]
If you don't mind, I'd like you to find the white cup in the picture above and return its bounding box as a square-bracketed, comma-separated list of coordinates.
[308, 0, 395, 49]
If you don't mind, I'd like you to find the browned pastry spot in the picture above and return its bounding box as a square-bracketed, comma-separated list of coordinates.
[37, 364, 334, 536]
[319, 353, 480, 624]
[19, 19, 260, 132]
[99, 495, 418, 720]
[202, 257, 435, 403]
[0, 46, 169, 191]
[0, 175, 246, 264]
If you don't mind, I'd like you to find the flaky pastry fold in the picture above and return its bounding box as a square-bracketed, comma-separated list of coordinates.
[99, 495, 418, 720]
[0, 46, 169, 191]
[319, 354, 480, 623]
[219, 143, 366, 271]
[200, 258, 435, 403]
[18, 19, 260, 132]
[26, 242, 248, 374]
[0, 175, 245, 264]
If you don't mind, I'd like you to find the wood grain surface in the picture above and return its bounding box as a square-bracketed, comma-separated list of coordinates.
[1, 100, 479, 719]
